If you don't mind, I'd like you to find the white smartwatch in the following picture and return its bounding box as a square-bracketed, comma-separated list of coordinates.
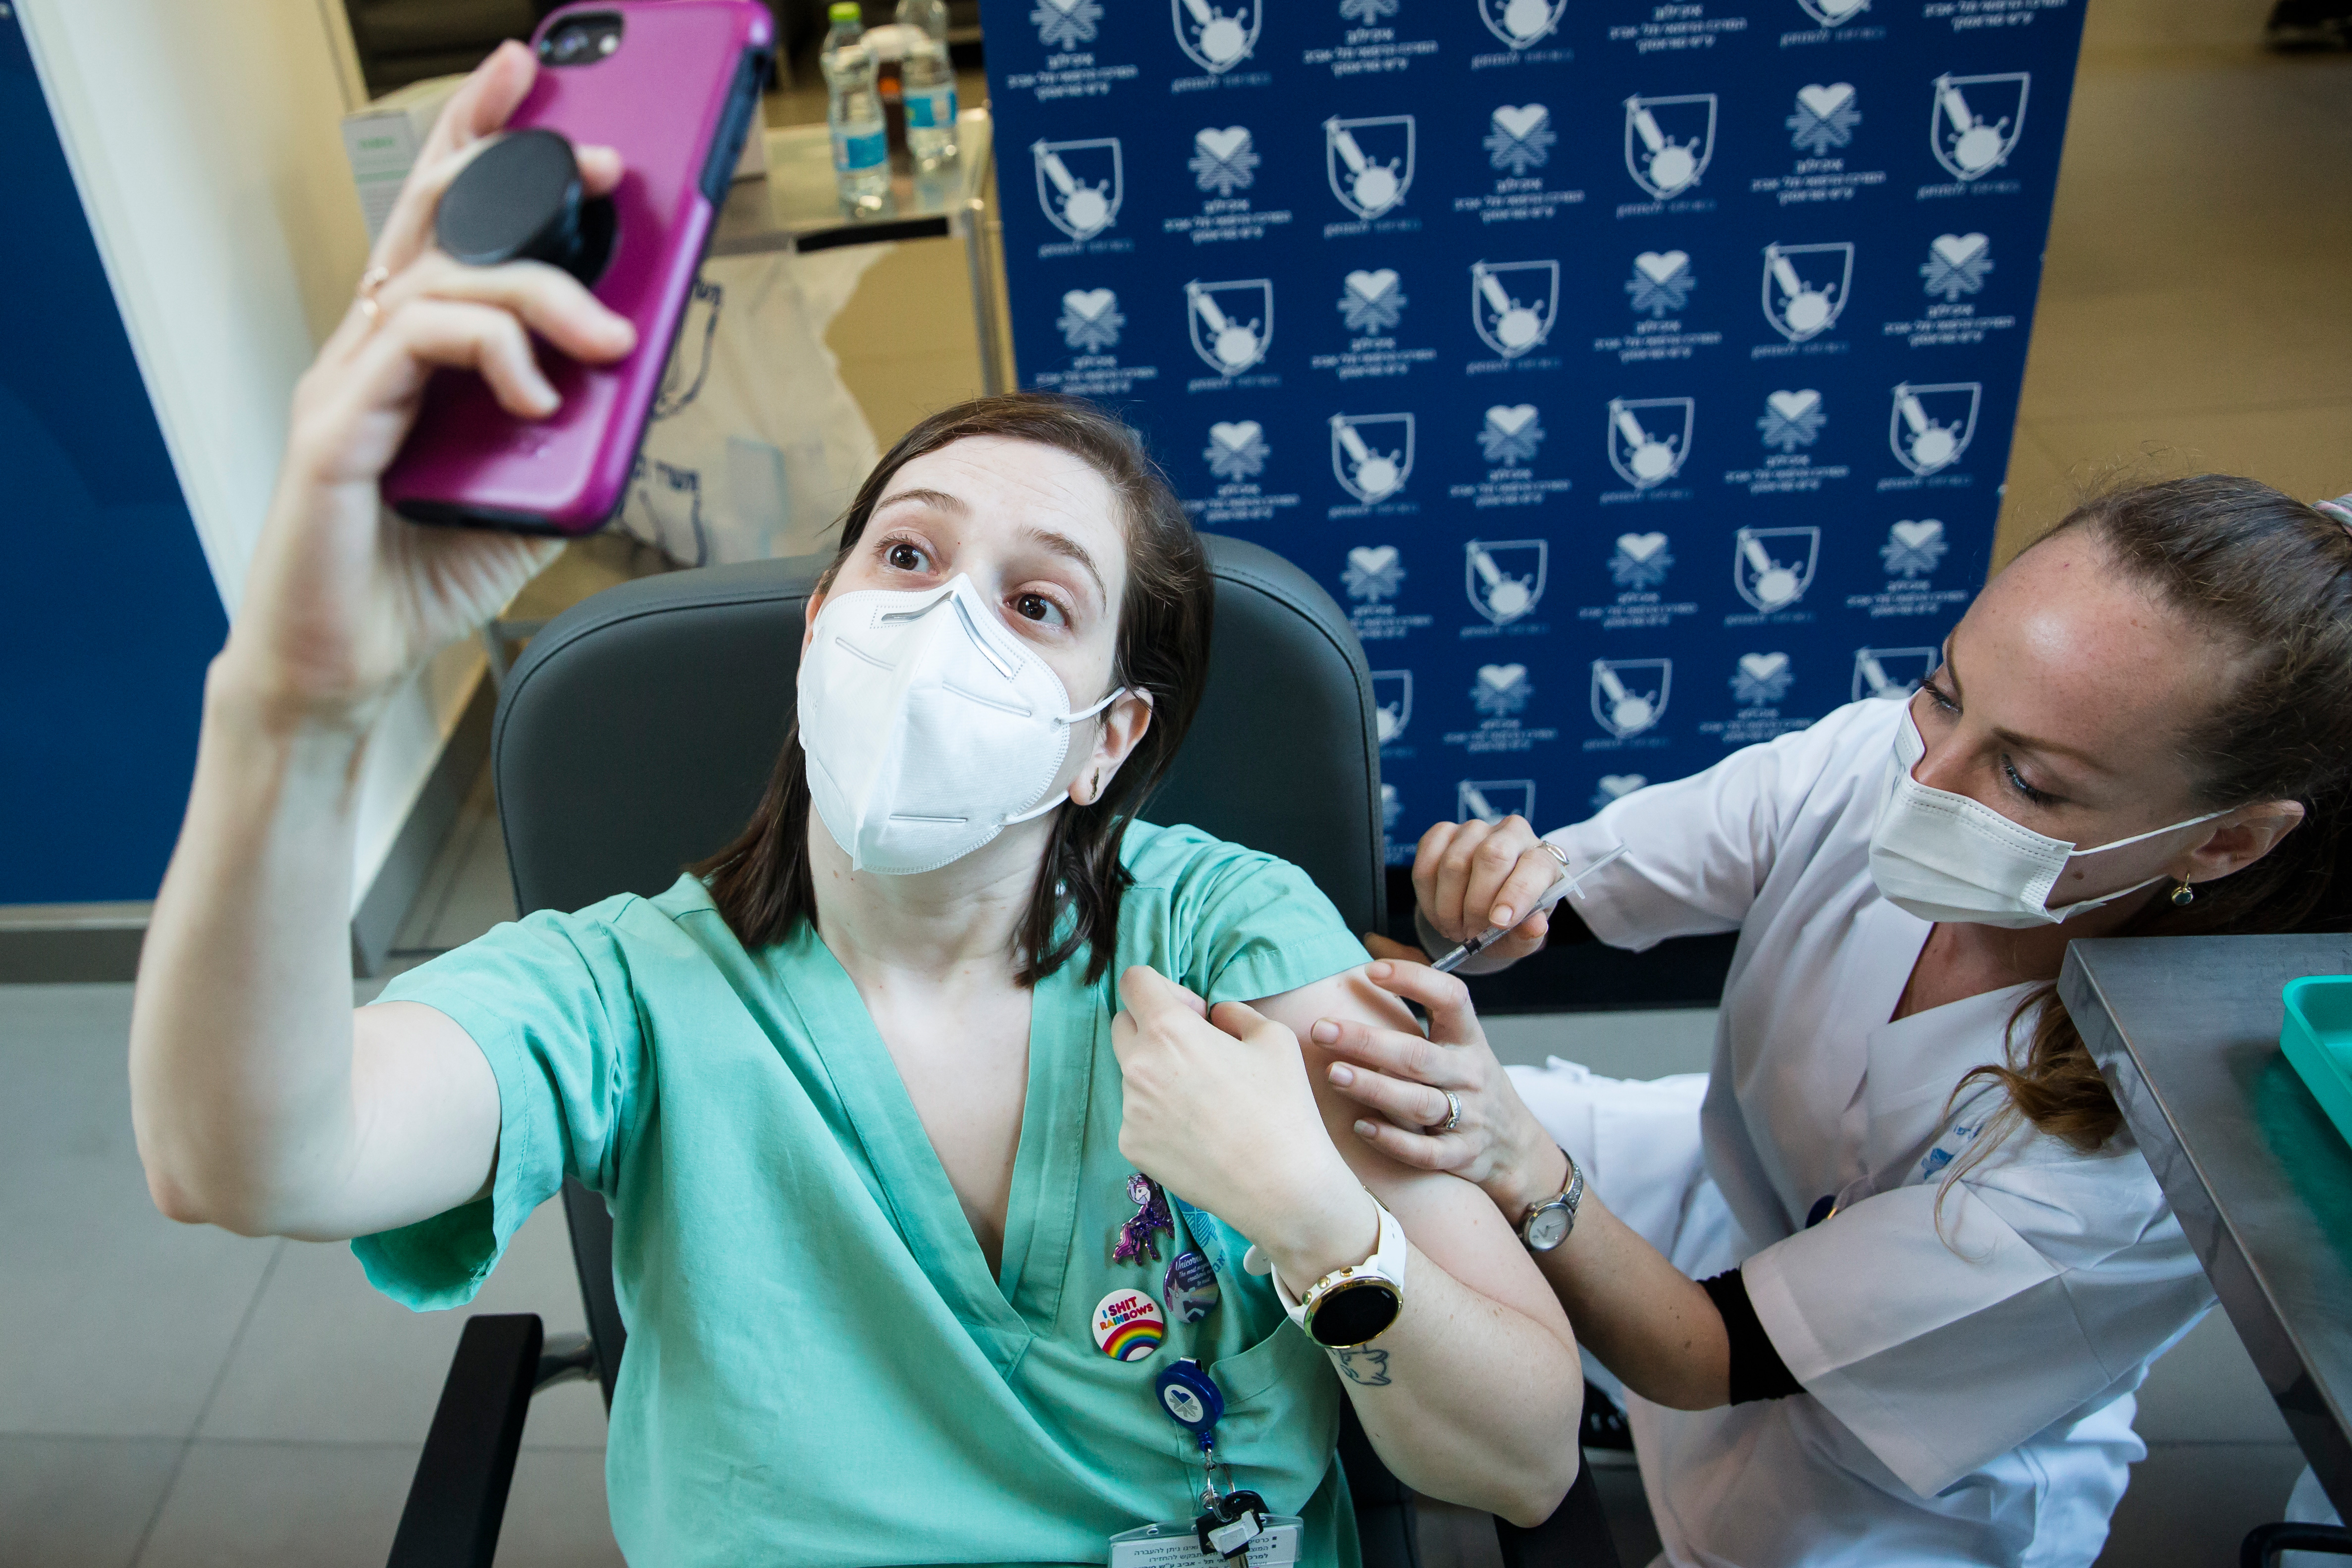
[1247, 1195, 1409, 1348]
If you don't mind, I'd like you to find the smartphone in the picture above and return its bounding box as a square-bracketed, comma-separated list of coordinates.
[381, 1, 775, 534]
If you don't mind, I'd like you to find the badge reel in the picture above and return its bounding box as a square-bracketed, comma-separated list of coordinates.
[1106, 1359, 1306, 1567]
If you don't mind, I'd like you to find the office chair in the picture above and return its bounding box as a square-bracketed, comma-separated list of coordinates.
[382, 534, 1622, 1568]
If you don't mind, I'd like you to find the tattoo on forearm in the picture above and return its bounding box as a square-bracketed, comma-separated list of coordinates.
[1333, 1348, 1391, 1386]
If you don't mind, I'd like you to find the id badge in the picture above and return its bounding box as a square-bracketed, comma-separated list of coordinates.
[1107, 1517, 1304, 1568]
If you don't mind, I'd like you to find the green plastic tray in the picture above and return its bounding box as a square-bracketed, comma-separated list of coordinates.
[2281, 975, 2352, 1150]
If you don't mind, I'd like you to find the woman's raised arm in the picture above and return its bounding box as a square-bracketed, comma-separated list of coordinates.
[129, 45, 636, 1241]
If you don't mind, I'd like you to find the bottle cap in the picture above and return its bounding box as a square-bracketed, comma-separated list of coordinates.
[830, 2, 861, 20]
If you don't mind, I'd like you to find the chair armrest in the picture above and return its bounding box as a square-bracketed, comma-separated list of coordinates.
[386, 1313, 545, 1568]
[2244, 1522, 2352, 1568]
[1496, 1463, 1622, 1568]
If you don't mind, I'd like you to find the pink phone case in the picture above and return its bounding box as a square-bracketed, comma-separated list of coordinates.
[381, 1, 774, 534]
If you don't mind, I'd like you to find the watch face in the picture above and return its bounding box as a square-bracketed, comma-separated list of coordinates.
[1308, 1279, 1402, 1348]
[1525, 1204, 1571, 1251]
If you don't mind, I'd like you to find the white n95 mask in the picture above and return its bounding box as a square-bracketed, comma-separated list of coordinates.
[796, 574, 1125, 875]
[1867, 705, 2225, 928]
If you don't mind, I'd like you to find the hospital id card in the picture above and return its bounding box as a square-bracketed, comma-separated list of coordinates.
[1107, 1517, 1304, 1567]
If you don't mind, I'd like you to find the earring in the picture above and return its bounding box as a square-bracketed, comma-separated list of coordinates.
[1091, 769, 1103, 801]
[2170, 880, 2195, 907]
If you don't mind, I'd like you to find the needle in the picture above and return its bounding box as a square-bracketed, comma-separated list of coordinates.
[1427, 842, 1631, 974]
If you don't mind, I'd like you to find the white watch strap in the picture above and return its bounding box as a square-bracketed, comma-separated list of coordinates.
[1253, 1195, 1408, 1329]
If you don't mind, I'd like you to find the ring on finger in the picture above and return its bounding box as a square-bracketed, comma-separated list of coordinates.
[355, 264, 393, 328]
[1539, 839, 1570, 868]
[1425, 1088, 1463, 1135]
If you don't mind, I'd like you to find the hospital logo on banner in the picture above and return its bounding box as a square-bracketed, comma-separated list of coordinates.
[1591, 773, 1646, 811]
[1787, 83, 1860, 157]
[1607, 397, 1693, 490]
[1203, 420, 1269, 480]
[1471, 261, 1558, 359]
[1731, 652, 1794, 707]
[1626, 251, 1694, 318]
[1853, 645, 1941, 702]
[1058, 288, 1123, 353]
[1480, 0, 1567, 50]
[1339, 269, 1406, 334]
[1342, 544, 1405, 602]
[1881, 519, 1947, 577]
[1327, 116, 1415, 220]
[1479, 404, 1544, 465]
[1373, 670, 1413, 743]
[1472, 663, 1532, 719]
[1758, 389, 1825, 453]
[1173, 0, 1260, 73]
[1466, 538, 1546, 625]
[1624, 94, 1716, 200]
[1342, 0, 1401, 22]
[1609, 530, 1673, 589]
[1921, 233, 1992, 301]
[1033, 139, 1122, 242]
[1190, 127, 1258, 197]
[1889, 382, 1980, 475]
[1331, 413, 1414, 503]
[1591, 659, 1671, 739]
[1031, 0, 1103, 51]
[1930, 72, 2030, 182]
[1459, 779, 1537, 825]
[1187, 279, 1274, 375]
[1733, 526, 1820, 612]
[1760, 243, 1852, 343]
[1485, 105, 1554, 175]
[1796, 0, 1871, 27]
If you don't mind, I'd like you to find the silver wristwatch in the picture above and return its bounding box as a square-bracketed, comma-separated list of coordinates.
[1518, 1146, 1583, 1252]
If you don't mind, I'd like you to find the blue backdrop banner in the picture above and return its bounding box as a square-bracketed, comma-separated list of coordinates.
[977, 0, 2086, 859]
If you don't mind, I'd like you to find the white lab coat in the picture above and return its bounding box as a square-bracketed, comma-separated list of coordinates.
[1520, 697, 2215, 1568]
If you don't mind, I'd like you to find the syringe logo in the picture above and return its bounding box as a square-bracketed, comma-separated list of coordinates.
[1172, 0, 1260, 74]
[1186, 279, 1274, 376]
[1591, 660, 1672, 739]
[1732, 526, 1820, 612]
[1760, 242, 1852, 343]
[1330, 412, 1415, 503]
[1929, 72, 2029, 182]
[1607, 396, 1694, 490]
[1623, 93, 1716, 200]
[1470, 260, 1558, 359]
[1464, 538, 1547, 625]
[1852, 646, 1941, 703]
[1032, 138, 1122, 241]
[1888, 381, 1979, 476]
[1326, 115, 1415, 220]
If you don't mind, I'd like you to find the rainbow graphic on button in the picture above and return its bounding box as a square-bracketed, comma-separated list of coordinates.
[1092, 1288, 1167, 1362]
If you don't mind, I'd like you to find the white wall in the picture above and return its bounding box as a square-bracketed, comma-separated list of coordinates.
[19, 0, 489, 916]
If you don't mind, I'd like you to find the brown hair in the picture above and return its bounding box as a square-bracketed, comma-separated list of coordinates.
[1960, 474, 2352, 1153]
[692, 393, 1215, 985]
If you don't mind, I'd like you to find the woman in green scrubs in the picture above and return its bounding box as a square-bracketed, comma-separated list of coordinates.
[128, 46, 1583, 1567]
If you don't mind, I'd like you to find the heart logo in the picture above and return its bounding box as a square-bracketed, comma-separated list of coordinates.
[1616, 531, 1668, 562]
[1209, 421, 1262, 451]
[1345, 268, 1400, 301]
[1063, 288, 1116, 320]
[1633, 250, 1689, 285]
[1796, 83, 1855, 120]
[1492, 104, 1548, 140]
[1739, 652, 1790, 681]
[1486, 404, 1538, 436]
[1891, 519, 1944, 549]
[1348, 545, 1400, 575]
[1599, 774, 1646, 797]
[1478, 664, 1528, 690]
[1931, 232, 1989, 268]
[1042, 0, 1084, 13]
[1195, 126, 1250, 161]
[1766, 390, 1821, 421]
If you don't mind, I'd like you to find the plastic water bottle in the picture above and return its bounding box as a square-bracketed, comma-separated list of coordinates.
[895, 0, 959, 171]
[822, 2, 889, 214]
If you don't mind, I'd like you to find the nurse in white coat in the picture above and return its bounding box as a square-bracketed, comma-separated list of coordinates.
[1308, 475, 2352, 1567]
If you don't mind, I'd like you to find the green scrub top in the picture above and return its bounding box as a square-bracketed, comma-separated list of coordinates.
[357, 821, 1374, 1568]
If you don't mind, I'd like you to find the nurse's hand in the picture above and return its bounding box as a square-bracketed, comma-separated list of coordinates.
[1111, 967, 1374, 1284]
[223, 42, 636, 732]
[1411, 816, 1564, 974]
[1311, 959, 1565, 1224]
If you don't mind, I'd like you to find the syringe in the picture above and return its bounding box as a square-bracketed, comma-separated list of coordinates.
[1427, 841, 1632, 974]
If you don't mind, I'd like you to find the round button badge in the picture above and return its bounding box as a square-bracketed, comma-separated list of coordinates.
[1091, 1288, 1167, 1362]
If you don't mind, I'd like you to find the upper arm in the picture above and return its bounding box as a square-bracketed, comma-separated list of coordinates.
[317, 1000, 504, 1241]
[1254, 970, 1578, 1352]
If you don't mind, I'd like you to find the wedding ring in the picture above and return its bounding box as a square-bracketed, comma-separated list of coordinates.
[1539, 839, 1570, 867]
[1427, 1089, 1463, 1136]
[355, 265, 392, 328]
